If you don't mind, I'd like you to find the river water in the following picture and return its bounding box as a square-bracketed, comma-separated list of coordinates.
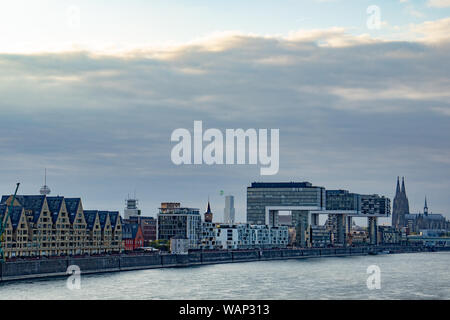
[1, 252, 449, 300]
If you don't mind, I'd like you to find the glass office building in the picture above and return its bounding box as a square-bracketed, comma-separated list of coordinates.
[246, 182, 326, 225]
[157, 206, 202, 249]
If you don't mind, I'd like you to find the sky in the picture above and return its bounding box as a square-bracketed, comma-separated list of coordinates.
[0, 0, 449, 224]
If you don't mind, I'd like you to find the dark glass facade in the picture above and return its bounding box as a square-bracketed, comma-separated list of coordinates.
[326, 190, 361, 211]
[247, 182, 326, 224]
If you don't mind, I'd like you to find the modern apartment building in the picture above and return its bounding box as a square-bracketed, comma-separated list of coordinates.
[200, 221, 217, 249]
[157, 203, 202, 249]
[309, 225, 332, 247]
[237, 224, 289, 249]
[200, 223, 289, 250]
[360, 194, 391, 216]
[214, 224, 240, 250]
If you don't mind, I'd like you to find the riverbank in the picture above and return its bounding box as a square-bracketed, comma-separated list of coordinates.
[1, 245, 448, 282]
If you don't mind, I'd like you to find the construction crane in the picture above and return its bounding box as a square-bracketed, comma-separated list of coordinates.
[0, 183, 20, 263]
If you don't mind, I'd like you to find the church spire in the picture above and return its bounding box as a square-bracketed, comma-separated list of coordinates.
[424, 196, 428, 216]
[204, 199, 213, 223]
[401, 177, 406, 195]
[396, 176, 400, 195]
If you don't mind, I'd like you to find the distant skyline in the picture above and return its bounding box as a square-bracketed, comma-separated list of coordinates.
[1, 1, 449, 223]
[5, 173, 443, 225]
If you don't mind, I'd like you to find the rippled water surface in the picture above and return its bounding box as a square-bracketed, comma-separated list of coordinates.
[1, 252, 449, 300]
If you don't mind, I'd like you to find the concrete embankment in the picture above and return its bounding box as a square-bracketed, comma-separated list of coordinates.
[1, 246, 448, 282]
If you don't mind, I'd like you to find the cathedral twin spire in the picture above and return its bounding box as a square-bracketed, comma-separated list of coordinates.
[424, 196, 428, 216]
[396, 176, 400, 194]
[401, 176, 406, 194]
[393, 176, 410, 228]
[396, 176, 407, 195]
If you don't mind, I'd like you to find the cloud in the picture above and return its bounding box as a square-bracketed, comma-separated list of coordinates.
[431, 106, 450, 116]
[0, 23, 449, 218]
[405, 6, 426, 18]
[427, 0, 450, 8]
[411, 17, 450, 43]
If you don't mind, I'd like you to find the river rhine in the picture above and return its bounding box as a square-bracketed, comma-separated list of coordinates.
[1, 251, 449, 299]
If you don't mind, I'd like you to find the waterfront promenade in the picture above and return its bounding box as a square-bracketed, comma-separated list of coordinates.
[1, 245, 448, 282]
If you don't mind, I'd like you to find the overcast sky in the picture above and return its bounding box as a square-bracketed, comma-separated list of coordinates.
[1, 0, 449, 224]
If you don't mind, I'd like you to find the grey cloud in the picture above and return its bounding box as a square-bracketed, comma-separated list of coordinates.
[0, 31, 449, 221]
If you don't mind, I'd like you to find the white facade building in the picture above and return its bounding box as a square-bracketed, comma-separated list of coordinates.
[237, 224, 289, 249]
[215, 225, 240, 250]
[200, 222, 217, 249]
[199, 222, 289, 250]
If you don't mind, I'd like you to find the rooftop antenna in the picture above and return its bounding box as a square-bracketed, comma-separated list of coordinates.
[40, 168, 51, 195]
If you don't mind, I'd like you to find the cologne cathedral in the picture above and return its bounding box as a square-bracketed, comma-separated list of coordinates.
[392, 177, 448, 233]
[392, 177, 410, 229]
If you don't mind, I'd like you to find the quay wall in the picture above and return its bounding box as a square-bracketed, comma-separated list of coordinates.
[1, 245, 448, 282]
